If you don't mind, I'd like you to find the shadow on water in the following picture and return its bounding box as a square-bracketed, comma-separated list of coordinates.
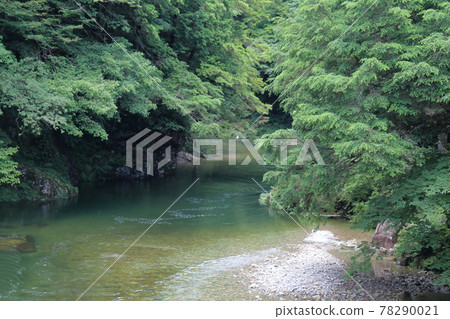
[0, 199, 76, 229]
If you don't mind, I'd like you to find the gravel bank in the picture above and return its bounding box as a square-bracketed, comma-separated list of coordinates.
[243, 231, 449, 301]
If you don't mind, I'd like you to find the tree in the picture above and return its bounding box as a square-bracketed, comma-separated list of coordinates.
[0, 0, 271, 191]
[263, 0, 449, 282]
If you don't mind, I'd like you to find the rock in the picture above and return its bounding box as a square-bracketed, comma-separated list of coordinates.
[0, 168, 78, 202]
[176, 151, 193, 163]
[372, 220, 398, 251]
[397, 255, 410, 266]
[0, 234, 36, 252]
[115, 166, 146, 180]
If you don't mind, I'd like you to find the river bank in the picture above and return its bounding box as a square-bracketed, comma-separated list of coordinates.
[241, 231, 450, 301]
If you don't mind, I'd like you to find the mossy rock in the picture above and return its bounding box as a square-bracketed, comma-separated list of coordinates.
[0, 167, 78, 202]
[0, 234, 36, 252]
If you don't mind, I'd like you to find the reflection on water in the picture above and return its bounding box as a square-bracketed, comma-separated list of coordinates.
[0, 159, 373, 300]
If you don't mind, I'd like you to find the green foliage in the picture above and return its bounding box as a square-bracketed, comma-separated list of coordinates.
[0, 0, 271, 135]
[347, 241, 382, 276]
[0, 38, 164, 139]
[360, 157, 450, 284]
[263, 0, 449, 281]
[0, 126, 20, 185]
[360, 157, 450, 227]
[0, 144, 20, 184]
[397, 222, 450, 285]
[0, 0, 447, 284]
[0, 0, 272, 196]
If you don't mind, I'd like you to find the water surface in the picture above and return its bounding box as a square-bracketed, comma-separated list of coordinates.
[0, 159, 371, 300]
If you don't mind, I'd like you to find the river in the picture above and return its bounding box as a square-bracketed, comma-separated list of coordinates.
[0, 156, 440, 301]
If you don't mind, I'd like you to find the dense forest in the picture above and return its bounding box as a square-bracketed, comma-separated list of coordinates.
[0, 0, 448, 285]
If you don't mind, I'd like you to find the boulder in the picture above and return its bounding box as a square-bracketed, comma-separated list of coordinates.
[115, 166, 146, 180]
[176, 151, 193, 163]
[372, 220, 398, 251]
[0, 234, 36, 253]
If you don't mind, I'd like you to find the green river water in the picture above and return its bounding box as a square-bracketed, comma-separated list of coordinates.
[0, 158, 375, 301]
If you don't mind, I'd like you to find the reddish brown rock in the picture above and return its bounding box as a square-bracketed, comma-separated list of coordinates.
[372, 220, 398, 250]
